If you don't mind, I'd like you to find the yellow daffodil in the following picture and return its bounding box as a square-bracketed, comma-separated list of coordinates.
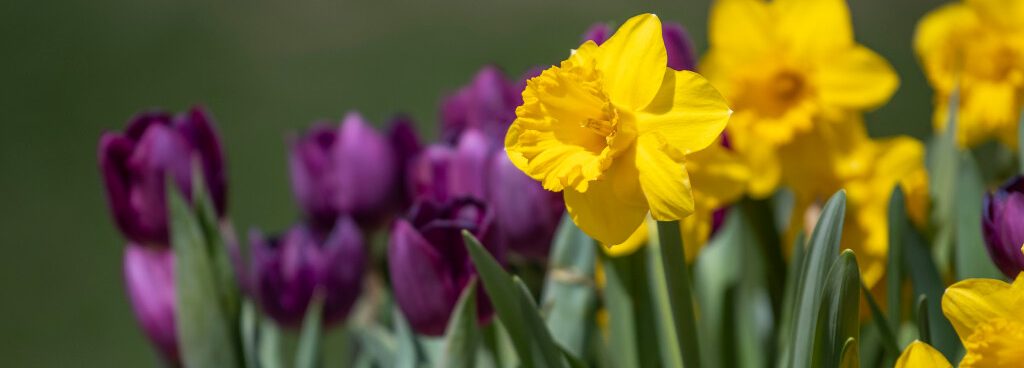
[702, 0, 899, 197]
[781, 120, 928, 289]
[896, 273, 1024, 367]
[915, 0, 1024, 149]
[894, 340, 952, 368]
[603, 140, 750, 261]
[506, 13, 731, 245]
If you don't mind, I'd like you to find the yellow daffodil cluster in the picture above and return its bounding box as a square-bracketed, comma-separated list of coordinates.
[915, 0, 1024, 149]
[699, 0, 927, 289]
[505, 14, 731, 245]
[896, 273, 1024, 367]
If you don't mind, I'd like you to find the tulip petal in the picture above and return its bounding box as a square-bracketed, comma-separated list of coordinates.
[636, 134, 695, 221]
[389, 220, 460, 336]
[596, 13, 668, 109]
[638, 70, 731, 155]
[563, 149, 649, 245]
[894, 341, 951, 368]
[815, 45, 899, 111]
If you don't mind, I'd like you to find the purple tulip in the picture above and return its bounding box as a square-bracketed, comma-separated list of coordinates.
[408, 129, 492, 203]
[440, 66, 521, 146]
[982, 176, 1024, 278]
[289, 112, 397, 231]
[124, 244, 179, 365]
[488, 154, 564, 260]
[388, 198, 501, 336]
[250, 217, 366, 327]
[387, 115, 424, 212]
[99, 107, 227, 247]
[582, 21, 696, 71]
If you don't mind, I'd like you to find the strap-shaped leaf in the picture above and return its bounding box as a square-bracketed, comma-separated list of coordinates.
[540, 215, 596, 357]
[440, 279, 480, 368]
[813, 250, 860, 368]
[295, 293, 324, 368]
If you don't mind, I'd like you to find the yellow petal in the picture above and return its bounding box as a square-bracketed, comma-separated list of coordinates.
[773, 0, 854, 58]
[894, 341, 952, 368]
[602, 220, 651, 257]
[735, 134, 782, 198]
[942, 277, 1022, 341]
[564, 147, 649, 245]
[687, 143, 750, 210]
[913, 3, 976, 93]
[681, 210, 712, 262]
[597, 13, 668, 110]
[636, 134, 694, 221]
[637, 69, 732, 155]
[814, 45, 899, 111]
[967, 0, 1024, 30]
[708, 0, 772, 58]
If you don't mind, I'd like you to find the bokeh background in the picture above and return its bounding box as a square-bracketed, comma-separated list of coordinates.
[0, 0, 944, 365]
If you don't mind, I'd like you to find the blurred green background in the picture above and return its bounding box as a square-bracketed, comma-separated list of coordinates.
[0, 0, 943, 365]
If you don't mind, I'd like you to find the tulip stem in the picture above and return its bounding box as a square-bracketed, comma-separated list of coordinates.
[656, 220, 701, 368]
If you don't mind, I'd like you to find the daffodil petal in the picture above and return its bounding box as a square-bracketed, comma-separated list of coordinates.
[681, 210, 711, 262]
[914, 3, 975, 92]
[638, 70, 732, 155]
[708, 0, 771, 57]
[815, 45, 899, 110]
[636, 134, 694, 221]
[774, 0, 854, 58]
[942, 277, 1021, 341]
[894, 341, 952, 368]
[596, 13, 668, 109]
[564, 148, 649, 245]
[687, 143, 750, 210]
[602, 220, 651, 257]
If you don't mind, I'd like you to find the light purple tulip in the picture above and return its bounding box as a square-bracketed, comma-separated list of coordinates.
[124, 244, 179, 365]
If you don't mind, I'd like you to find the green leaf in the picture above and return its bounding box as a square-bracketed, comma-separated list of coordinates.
[393, 307, 420, 368]
[441, 279, 480, 368]
[600, 250, 643, 368]
[886, 187, 906, 331]
[839, 338, 859, 368]
[241, 300, 259, 368]
[258, 316, 283, 368]
[559, 345, 587, 368]
[788, 190, 846, 368]
[927, 87, 961, 275]
[540, 215, 596, 357]
[813, 250, 860, 368]
[861, 282, 900, 358]
[513, 277, 568, 368]
[356, 325, 397, 367]
[654, 220, 702, 368]
[902, 224, 960, 360]
[169, 187, 242, 368]
[777, 230, 807, 367]
[916, 295, 931, 345]
[295, 293, 324, 368]
[956, 151, 1003, 279]
[644, 227, 685, 368]
[462, 231, 565, 368]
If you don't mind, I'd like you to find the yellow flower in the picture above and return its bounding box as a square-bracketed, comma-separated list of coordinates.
[506, 14, 731, 245]
[702, 0, 899, 197]
[602, 140, 750, 261]
[896, 273, 1024, 367]
[894, 340, 952, 368]
[915, 0, 1024, 149]
[781, 119, 928, 289]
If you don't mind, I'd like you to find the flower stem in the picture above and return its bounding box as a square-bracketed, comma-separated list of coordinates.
[656, 220, 701, 368]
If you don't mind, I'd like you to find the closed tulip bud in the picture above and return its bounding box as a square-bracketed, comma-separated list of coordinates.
[440, 66, 520, 146]
[409, 130, 492, 203]
[289, 112, 397, 231]
[388, 116, 424, 212]
[99, 107, 227, 247]
[488, 153, 564, 260]
[982, 176, 1024, 277]
[250, 217, 365, 327]
[582, 21, 696, 71]
[123, 244, 179, 365]
[388, 198, 501, 336]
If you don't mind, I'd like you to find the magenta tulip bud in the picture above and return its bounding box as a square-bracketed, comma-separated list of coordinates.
[582, 21, 696, 71]
[99, 107, 227, 247]
[440, 66, 520, 146]
[408, 130, 492, 203]
[250, 217, 366, 327]
[387, 116, 424, 212]
[124, 244, 179, 365]
[488, 154, 564, 260]
[982, 176, 1024, 277]
[388, 199, 502, 336]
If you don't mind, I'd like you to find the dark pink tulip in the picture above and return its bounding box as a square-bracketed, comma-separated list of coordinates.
[99, 107, 227, 247]
[123, 244, 179, 365]
[388, 199, 501, 336]
[982, 176, 1024, 277]
[250, 217, 365, 327]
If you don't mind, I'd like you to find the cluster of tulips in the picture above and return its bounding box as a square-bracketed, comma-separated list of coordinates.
[98, 0, 1024, 367]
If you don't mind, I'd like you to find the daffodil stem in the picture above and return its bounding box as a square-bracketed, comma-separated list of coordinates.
[656, 220, 701, 368]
